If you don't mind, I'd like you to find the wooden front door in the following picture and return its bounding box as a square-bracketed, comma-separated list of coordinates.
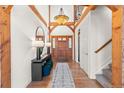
[51, 36, 72, 62]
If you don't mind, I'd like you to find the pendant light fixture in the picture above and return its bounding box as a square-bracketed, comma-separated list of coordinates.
[54, 8, 69, 25]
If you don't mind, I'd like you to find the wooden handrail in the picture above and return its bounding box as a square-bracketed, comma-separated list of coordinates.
[95, 38, 112, 53]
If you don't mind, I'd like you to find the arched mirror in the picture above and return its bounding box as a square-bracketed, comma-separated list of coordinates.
[32, 26, 45, 60]
[35, 26, 45, 42]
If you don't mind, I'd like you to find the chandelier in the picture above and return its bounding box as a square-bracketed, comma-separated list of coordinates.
[54, 8, 69, 25]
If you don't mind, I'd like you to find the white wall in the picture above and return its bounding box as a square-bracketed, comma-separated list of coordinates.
[75, 6, 112, 79]
[90, 6, 112, 78]
[75, 28, 79, 63]
[76, 12, 91, 75]
[51, 26, 73, 36]
[11, 5, 48, 88]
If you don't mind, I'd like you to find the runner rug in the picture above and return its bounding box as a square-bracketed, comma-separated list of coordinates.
[51, 63, 75, 88]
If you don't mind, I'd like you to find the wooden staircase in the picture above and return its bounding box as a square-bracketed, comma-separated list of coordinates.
[96, 63, 112, 88]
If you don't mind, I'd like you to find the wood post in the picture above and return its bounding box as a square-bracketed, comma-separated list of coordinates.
[0, 6, 12, 88]
[112, 6, 122, 88]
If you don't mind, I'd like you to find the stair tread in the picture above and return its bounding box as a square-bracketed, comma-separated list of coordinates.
[103, 69, 112, 82]
[96, 74, 112, 88]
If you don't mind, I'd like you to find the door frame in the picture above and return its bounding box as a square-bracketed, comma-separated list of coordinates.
[78, 31, 80, 62]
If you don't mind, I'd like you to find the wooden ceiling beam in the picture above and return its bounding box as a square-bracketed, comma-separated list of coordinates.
[0, 5, 13, 14]
[4, 5, 13, 14]
[107, 5, 119, 12]
[49, 22, 59, 26]
[67, 26, 74, 33]
[50, 25, 58, 33]
[65, 22, 74, 26]
[49, 22, 74, 26]
[75, 5, 96, 28]
[29, 5, 47, 27]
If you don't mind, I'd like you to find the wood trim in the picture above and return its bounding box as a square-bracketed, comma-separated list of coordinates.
[95, 39, 112, 53]
[112, 7, 122, 88]
[29, 5, 47, 27]
[75, 5, 96, 28]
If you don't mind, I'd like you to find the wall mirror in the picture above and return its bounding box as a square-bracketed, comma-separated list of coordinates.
[32, 26, 45, 60]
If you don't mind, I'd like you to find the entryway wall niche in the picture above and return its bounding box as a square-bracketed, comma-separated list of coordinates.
[75, 6, 112, 79]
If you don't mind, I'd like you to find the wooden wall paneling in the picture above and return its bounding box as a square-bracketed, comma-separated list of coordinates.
[0, 6, 11, 88]
[112, 6, 122, 88]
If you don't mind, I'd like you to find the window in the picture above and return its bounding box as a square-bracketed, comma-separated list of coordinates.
[68, 38, 72, 48]
[52, 38, 55, 48]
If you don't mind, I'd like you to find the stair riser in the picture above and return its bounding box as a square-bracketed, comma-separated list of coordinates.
[96, 75, 112, 88]
[109, 64, 112, 70]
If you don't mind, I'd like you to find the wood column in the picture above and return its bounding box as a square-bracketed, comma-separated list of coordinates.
[48, 5, 51, 41]
[122, 6, 124, 88]
[0, 7, 11, 88]
[112, 6, 122, 88]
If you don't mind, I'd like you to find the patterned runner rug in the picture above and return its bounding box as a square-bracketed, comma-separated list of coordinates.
[51, 63, 75, 88]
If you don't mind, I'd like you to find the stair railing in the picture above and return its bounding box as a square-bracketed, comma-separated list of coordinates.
[95, 38, 112, 53]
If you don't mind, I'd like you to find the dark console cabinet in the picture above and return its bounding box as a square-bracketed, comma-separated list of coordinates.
[31, 54, 52, 81]
[31, 62, 43, 81]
